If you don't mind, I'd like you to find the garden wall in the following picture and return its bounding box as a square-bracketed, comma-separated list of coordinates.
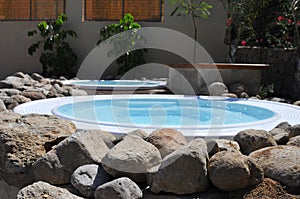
[0, 0, 228, 80]
[235, 47, 300, 99]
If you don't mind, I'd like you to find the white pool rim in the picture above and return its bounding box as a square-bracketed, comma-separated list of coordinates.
[61, 80, 167, 90]
[13, 95, 300, 138]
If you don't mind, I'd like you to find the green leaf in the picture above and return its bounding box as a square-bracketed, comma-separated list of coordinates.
[38, 21, 48, 32]
[27, 30, 37, 37]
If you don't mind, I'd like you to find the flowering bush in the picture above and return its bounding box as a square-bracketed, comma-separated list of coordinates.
[222, 0, 300, 49]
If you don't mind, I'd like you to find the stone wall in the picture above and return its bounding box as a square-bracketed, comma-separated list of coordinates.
[235, 47, 300, 99]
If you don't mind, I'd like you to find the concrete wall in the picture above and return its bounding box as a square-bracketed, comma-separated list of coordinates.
[0, 0, 228, 80]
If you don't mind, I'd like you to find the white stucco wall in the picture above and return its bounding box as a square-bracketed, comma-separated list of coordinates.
[0, 0, 228, 79]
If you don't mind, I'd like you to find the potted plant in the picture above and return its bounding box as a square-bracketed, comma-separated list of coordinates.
[28, 14, 78, 78]
[97, 13, 147, 76]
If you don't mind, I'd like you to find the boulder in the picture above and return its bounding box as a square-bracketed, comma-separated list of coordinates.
[286, 135, 300, 147]
[206, 139, 240, 156]
[94, 177, 142, 199]
[0, 114, 76, 174]
[147, 138, 209, 194]
[240, 92, 249, 98]
[0, 177, 21, 199]
[269, 128, 289, 145]
[208, 151, 264, 191]
[71, 164, 111, 198]
[102, 135, 161, 183]
[0, 99, 7, 112]
[289, 124, 300, 138]
[17, 181, 83, 199]
[22, 91, 46, 100]
[11, 95, 31, 104]
[68, 88, 88, 96]
[31, 73, 44, 82]
[113, 129, 148, 145]
[274, 122, 292, 131]
[293, 100, 300, 106]
[0, 111, 21, 123]
[77, 129, 116, 149]
[146, 128, 187, 158]
[0, 88, 21, 96]
[207, 82, 228, 96]
[234, 129, 277, 155]
[249, 145, 300, 188]
[33, 130, 110, 184]
[221, 93, 238, 98]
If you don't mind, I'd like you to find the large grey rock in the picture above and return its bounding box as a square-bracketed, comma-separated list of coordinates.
[234, 129, 277, 155]
[94, 177, 142, 199]
[287, 135, 300, 147]
[146, 128, 187, 158]
[17, 181, 83, 199]
[270, 128, 289, 145]
[250, 145, 300, 188]
[0, 88, 21, 96]
[208, 151, 264, 191]
[0, 99, 7, 112]
[22, 91, 46, 100]
[147, 138, 209, 194]
[0, 75, 35, 90]
[68, 88, 88, 96]
[78, 129, 116, 149]
[208, 82, 228, 96]
[0, 114, 76, 174]
[31, 73, 44, 82]
[11, 95, 31, 104]
[0, 111, 21, 123]
[289, 124, 300, 138]
[206, 139, 240, 156]
[0, 178, 19, 199]
[71, 164, 111, 198]
[33, 130, 110, 184]
[102, 135, 162, 183]
[274, 122, 292, 132]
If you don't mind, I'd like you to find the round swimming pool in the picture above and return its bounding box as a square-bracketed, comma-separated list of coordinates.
[14, 95, 300, 137]
[52, 97, 276, 129]
[61, 80, 167, 90]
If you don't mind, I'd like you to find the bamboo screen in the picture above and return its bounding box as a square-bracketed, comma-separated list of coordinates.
[0, 0, 65, 20]
[85, 0, 163, 21]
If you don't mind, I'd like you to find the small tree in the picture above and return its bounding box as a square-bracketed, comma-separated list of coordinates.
[170, 0, 212, 62]
[28, 14, 78, 78]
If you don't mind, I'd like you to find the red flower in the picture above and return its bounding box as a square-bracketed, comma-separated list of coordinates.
[277, 16, 284, 21]
[287, 19, 293, 25]
[240, 40, 247, 46]
[226, 18, 232, 26]
[298, 20, 300, 25]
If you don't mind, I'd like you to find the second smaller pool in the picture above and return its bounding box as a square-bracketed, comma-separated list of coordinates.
[62, 80, 167, 90]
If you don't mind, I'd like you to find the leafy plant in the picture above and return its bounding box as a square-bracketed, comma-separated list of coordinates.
[170, 0, 212, 62]
[259, 83, 274, 99]
[222, 0, 300, 49]
[28, 14, 78, 78]
[97, 13, 147, 76]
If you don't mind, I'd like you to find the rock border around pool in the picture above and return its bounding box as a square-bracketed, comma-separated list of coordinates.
[0, 112, 299, 199]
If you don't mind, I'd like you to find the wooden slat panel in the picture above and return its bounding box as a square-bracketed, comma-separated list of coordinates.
[0, 0, 64, 20]
[85, 0, 162, 21]
[124, 0, 161, 21]
[85, 0, 123, 20]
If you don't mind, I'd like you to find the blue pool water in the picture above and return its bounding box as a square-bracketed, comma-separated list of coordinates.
[73, 80, 159, 86]
[52, 98, 275, 129]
